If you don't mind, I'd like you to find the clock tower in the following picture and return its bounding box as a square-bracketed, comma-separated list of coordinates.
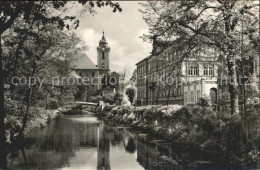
[97, 31, 110, 71]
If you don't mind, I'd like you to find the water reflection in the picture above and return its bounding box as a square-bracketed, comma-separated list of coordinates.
[8, 115, 192, 170]
[7, 115, 249, 169]
[7, 116, 145, 169]
[137, 136, 180, 170]
[97, 121, 110, 170]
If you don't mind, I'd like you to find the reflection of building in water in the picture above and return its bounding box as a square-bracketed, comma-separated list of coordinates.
[97, 121, 111, 170]
[71, 123, 99, 148]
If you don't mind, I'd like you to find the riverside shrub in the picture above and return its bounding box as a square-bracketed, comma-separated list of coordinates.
[107, 104, 260, 167]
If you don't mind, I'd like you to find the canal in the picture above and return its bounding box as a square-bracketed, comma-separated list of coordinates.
[7, 115, 184, 169]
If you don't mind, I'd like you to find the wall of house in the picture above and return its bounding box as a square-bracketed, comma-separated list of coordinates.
[136, 59, 148, 105]
[136, 45, 220, 106]
[183, 79, 218, 105]
[74, 69, 100, 90]
[184, 81, 202, 105]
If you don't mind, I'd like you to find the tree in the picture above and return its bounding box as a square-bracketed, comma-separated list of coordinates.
[125, 86, 137, 105]
[114, 91, 123, 105]
[199, 95, 212, 107]
[140, 0, 259, 115]
[102, 94, 115, 105]
[89, 95, 102, 103]
[102, 71, 121, 90]
[156, 55, 184, 106]
[0, 1, 122, 168]
[3, 18, 89, 138]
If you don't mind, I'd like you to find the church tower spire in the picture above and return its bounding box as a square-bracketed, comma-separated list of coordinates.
[97, 31, 110, 70]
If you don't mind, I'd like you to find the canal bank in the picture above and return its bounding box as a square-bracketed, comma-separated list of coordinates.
[5, 104, 260, 169]
[5, 107, 61, 144]
[104, 105, 260, 169]
[23, 108, 61, 134]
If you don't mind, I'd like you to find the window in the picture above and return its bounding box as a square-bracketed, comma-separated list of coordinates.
[204, 66, 208, 75]
[204, 65, 214, 76]
[209, 66, 213, 76]
[102, 62, 105, 68]
[188, 64, 198, 76]
[102, 52, 105, 59]
[178, 85, 182, 95]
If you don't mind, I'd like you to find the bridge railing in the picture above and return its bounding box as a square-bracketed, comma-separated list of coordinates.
[67, 102, 98, 106]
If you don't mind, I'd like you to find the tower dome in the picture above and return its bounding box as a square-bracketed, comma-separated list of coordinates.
[97, 31, 110, 71]
[99, 31, 107, 45]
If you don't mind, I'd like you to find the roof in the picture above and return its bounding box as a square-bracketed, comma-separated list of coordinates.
[99, 32, 108, 44]
[98, 31, 110, 48]
[71, 53, 98, 70]
[136, 57, 148, 66]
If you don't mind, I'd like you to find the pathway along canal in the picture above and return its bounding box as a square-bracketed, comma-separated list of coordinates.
[7, 114, 242, 169]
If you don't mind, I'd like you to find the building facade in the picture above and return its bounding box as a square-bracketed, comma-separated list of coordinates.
[136, 58, 148, 105]
[71, 32, 117, 97]
[136, 41, 260, 107]
[136, 44, 220, 106]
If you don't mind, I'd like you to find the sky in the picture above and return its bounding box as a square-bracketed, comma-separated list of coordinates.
[71, 1, 152, 80]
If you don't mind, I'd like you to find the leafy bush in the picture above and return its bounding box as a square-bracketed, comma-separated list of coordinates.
[89, 95, 102, 103]
[47, 99, 58, 110]
[125, 86, 137, 105]
[102, 94, 115, 105]
[199, 95, 212, 107]
[106, 104, 260, 167]
[121, 95, 131, 106]
[24, 107, 59, 134]
[4, 96, 24, 143]
[103, 105, 116, 112]
[114, 92, 123, 105]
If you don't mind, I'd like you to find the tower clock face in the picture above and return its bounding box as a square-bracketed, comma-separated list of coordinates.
[102, 47, 105, 51]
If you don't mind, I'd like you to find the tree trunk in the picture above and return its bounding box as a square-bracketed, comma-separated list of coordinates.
[230, 86, 239, 115]
[18, 87, 32, 140]
[0, 34, 7, 169]
[227, 57, 240, 115]
[18, 65, 35, 139]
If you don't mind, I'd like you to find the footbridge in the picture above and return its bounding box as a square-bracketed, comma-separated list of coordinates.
[67, 102, 99, 107]
[62, 102, 99, 115]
